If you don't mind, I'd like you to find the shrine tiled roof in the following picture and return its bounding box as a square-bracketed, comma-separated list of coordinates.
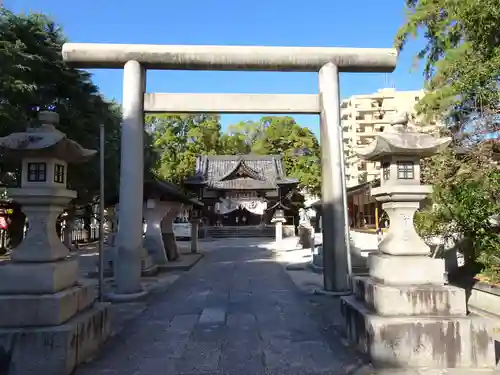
[108, 176, 203, 206]
[185, 154, 298, 190]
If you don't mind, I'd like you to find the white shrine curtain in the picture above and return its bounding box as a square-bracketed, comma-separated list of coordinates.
[215, 198, 268, 216]
[239, 200, 267, 216]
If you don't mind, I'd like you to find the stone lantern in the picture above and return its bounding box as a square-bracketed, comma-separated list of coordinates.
[341, 112, 496, 370]
[0, 111, 110, 375]
[271, 208, 286, 243]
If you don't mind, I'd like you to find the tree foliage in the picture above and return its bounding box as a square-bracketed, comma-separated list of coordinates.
[252, 116, 321, 195]
[146, 114, 321, 194]
[395, 0, 500, 140]
[415, 146, 500, 281]
[398, 0, 500, 281]
[146, 114, 222, 185]
[0, 9, 122, 205]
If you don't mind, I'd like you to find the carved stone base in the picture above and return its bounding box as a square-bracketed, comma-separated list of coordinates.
[341, 295, 496, 369]
[143, 235, 168, 265]
[0, 302, 110, 375]
[162, 233, 179, 261]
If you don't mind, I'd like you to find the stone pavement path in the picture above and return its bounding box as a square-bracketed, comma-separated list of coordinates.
[76, 244, 365, 375]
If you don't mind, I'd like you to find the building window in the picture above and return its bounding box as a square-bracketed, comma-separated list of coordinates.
[54, 164, 65, 183]
[27, 162, 47, 182]
[397, 161, 414, 180]
[382, 161, 391, 180]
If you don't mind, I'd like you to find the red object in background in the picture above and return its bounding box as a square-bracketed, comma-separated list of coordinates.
[0, 217, 7, 230]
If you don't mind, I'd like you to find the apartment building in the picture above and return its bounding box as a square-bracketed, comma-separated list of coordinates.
[342, 88, 440, 188]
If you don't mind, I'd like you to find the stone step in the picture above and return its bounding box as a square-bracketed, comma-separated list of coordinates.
[207, 226, 274, 238]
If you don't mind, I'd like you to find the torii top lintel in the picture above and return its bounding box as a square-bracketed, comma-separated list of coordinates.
[61, 43, 398, 73]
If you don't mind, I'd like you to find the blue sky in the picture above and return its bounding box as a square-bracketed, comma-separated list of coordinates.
[7, 0, 426, 136]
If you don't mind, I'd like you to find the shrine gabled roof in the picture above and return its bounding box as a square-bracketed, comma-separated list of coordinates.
[185, 154, 298, 190]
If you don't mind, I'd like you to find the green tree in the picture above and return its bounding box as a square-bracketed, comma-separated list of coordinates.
[251, 116, 321, 195]
[219, 120, 263, 155]
[0, 9, 123, 203]
[395, 0, 500, 138]
[146, 113, 222, 184]
[0, 10, 124, 241]
[397, 0, 500, 281]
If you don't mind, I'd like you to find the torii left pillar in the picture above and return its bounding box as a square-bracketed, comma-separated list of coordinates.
[114, 60, 146, 297]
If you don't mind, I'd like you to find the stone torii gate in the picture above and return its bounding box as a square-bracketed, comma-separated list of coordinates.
[62, 43, 398, 298]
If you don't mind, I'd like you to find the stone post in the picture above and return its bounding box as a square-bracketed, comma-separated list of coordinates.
[161, 202, 183, 261]
[115, 60, 146, 296]
[190, 219, 199, 254]
[318, 62, 349, 293]
[275, 221, 283, 242]
[143, 199, 169, 265]
[271, 209, 286, 246]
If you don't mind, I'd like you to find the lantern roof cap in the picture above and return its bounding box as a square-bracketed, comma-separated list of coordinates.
[0, 111, 97, 163]
[357, 110, 451, 161]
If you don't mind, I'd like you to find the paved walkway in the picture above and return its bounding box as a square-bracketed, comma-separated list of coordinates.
[76, 243, 365, 375]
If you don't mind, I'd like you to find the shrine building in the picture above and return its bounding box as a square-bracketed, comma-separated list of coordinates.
[184, 155, 299, 228]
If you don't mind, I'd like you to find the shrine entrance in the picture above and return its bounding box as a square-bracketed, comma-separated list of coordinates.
[62, 42, 397, 296]
[215, 194, 268, 227]
[221, 208, 261, 227]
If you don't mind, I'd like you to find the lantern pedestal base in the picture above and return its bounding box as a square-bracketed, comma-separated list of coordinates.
[341, 295, 495, 370]
[0, 302, 110, 375]
[0, 257, 78, 294]
[351, 275, 467, 317]
[368, 253, 446, 285]
[0, 281, 97, 327]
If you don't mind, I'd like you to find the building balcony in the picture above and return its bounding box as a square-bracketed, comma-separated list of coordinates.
[356, 118, 390, 125]
[355, 131, 379, 137]
[354, 106, 396, 113]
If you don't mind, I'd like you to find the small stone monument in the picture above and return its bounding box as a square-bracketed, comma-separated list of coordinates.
[271, 208, 286, 243]
[0, 111, 110, 375]
[341, 111, 496, 370]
